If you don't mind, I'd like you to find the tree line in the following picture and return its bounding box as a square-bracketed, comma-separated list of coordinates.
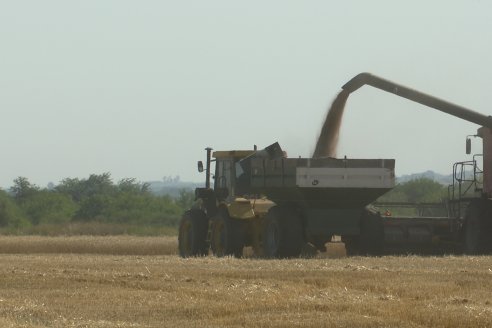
[0, 173, 195, 231]
[378, 178, 448, 203]
[376, 178, 449, 217]
[0, 173, 449, 234]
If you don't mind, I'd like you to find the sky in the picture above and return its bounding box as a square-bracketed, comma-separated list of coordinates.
[0, 1, 491, 188]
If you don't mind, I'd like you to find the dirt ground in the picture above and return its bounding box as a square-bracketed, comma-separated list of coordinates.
[0, 236, 491, 327]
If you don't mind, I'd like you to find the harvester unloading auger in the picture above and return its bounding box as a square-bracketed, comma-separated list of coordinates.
[178, 73, 492, 258]
[343, 72, 492, 131]
[343, 73, 492, 199]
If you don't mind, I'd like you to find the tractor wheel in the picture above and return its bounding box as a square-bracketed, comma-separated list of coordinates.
[464, 200, 492, 255]
[263, 206, 304, 258]
[178, 210, 209, 257]
[210, 209, 244, 258]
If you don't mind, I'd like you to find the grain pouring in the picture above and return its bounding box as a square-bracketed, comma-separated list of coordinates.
[312, 90, 350, 158]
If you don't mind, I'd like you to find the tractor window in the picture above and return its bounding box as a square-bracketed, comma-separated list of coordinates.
[215, 159, 235, 197]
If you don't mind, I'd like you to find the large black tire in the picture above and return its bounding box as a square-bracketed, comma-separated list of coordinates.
[342, 236, 360, 257]
[263, 206, 304, 258]
[360, 210, 384, 255]
[344, 209, 384, 256]
[210, 208, 244, 258]
[464, 200, 492, 255]
[178, 210, 209, 257]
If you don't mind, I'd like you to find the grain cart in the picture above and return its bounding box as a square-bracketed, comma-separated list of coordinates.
[178, 143, 395, 258]
[342, 73, 492, 254]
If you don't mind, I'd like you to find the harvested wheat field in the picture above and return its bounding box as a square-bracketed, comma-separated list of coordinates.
[0, 237, 491, 327]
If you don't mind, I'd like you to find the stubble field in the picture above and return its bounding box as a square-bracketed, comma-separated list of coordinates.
[0, 236, 491, 328]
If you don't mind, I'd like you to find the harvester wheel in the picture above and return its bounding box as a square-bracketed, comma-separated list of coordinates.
[178, 210, 209, 258]
[263, 206, 304, 258]
[210, 209, 244, 258]
[464, 200, 492, 255]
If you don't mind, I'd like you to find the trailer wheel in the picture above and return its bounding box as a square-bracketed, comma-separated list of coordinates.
[464, 200, 492, 255]
[210, 209, 243, 258]
[178, 210, 209, 257]
[263, 206, 304, 258]
[344, 210, 384, 256]
[360, 210, 384, 255]
[342, 236, 360, 256]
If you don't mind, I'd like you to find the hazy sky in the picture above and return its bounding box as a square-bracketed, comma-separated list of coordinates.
[1, 1, 491, 188]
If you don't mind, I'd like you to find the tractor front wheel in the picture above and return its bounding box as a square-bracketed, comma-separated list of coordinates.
[210, 209, 244, 258]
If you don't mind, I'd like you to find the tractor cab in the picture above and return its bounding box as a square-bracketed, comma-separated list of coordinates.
[212, 150, 255, 200]
[196, 143, 284, 201]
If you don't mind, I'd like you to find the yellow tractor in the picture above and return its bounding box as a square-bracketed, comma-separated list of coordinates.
[179, 143, 394, 258]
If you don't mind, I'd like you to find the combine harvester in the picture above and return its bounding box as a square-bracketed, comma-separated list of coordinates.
[343, 73, 492, 255]
[178, 73, 492, 257]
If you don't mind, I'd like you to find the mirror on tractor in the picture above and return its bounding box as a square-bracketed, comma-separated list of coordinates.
[466, 138, 471, 155]
[197, 161, 204, 173]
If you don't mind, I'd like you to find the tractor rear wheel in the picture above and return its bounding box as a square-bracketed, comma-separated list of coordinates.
[178, 210, 209, 257]
[210, 209, 244, 258]
[263, 206, 304, 258]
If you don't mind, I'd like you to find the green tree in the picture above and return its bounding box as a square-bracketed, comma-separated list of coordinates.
[377, 178, 448, 217]
[21, 191, 78, 225]
[10, 177, 40, 202]
[55, 177, 84, 202]
[56, 173, 116, 202]
[75, 194, 114, 221]
[2, 173, 187, 230]
[0, 190, 30, 228]
[397, 178, 447, 203]
[379, 178, 447, 203]
[176, 189, 195, 210]
[118, 178, 150, 195]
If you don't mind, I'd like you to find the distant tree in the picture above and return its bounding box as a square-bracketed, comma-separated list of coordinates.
[75, 194, 114, 221]
[397, 178, 447, 203]
[56, 173, 116, 202]
[55, 177, 84, 201]
[118, 178, 150, 195]
[84, 173, 115, 196]
[10, 177, 40, 202]
[21, 191, 77, 225]
[1, 173, 188, 229]
[0, 190, 30, 228]
[176, 189, 194, 210]
[377, 178, 448, 217]
[378, 178, 447, 203]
